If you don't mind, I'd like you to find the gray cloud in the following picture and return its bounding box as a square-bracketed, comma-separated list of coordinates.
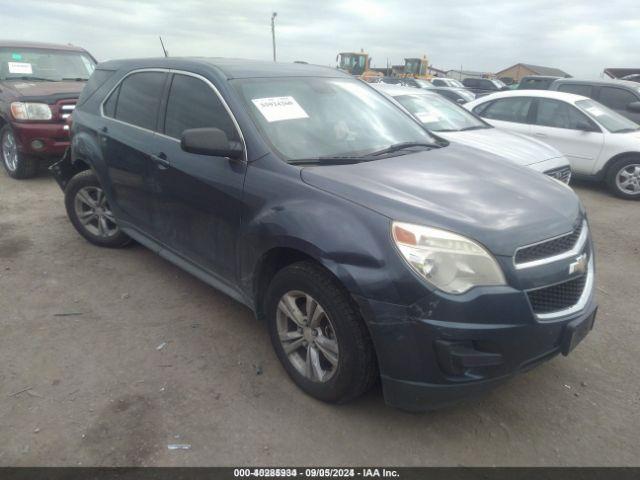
[2, 0, 639, 78]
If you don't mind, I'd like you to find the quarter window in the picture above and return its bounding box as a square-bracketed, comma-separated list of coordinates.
[164, 74, 239, 141]
[102, 85, 119, 117]
[478, 97, 533, 123]
[534, 99, 594, 130]
[113, 71, 166, 130]
[598, 87, 637, 111]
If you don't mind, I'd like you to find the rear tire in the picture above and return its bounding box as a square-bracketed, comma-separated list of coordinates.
[64, 170, 131, 248]
[606, 157, 640, 200]
[1, 125, 38, 179]
[265, 261, 377, 404]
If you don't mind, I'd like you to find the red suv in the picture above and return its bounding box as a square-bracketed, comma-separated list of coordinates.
[0, 41, 96, 178]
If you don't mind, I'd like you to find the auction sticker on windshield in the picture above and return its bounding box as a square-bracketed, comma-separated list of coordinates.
[252, 96, 309, 122]
[8, 62, 33, 75]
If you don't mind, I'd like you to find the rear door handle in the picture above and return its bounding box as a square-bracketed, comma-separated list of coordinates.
[150, 152, 170, 169]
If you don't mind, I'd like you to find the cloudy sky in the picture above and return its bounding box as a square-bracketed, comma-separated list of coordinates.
[2, 0, 639, 78]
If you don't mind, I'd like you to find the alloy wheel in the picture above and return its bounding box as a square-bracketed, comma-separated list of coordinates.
[73, 186, 120, 238]
[276, 290, 339, 383]
[2, 130, 18, 172]
[616, 164, 640, 195]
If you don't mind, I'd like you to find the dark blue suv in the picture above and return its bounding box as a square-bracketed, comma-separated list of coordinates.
[52, 58, 597, 411]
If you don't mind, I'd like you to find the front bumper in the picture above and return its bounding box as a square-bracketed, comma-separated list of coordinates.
[354, 280, 597, 411]
[11, 121, 70, 157]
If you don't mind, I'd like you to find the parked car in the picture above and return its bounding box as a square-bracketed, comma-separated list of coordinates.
[517, 75, 563, 90]
[0, 40, 96, 178]
[430, 86, 476, 104]
[52, 58, 596, 411]
[466, 90, 640, 199]
[373, 84, 571, 182]
[549, 78, 640, 124]
[462, 77, 509, 97]
[430, 77, 465, 88]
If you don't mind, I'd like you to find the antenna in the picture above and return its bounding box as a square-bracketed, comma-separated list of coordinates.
[159, 36, 168, 57]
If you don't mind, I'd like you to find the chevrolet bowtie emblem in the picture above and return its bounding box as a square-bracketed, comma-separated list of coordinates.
[569, 253, 588, 275]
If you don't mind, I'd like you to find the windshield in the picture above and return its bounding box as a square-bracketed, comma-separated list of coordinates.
[393, 93, 488, 132]
[0, 48, 95, 81]
[576, 99, 640, 133]
[233, 77, 437, 161]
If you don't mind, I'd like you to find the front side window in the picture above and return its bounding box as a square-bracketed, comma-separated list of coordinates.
[394, 93, 488, 132]
[598, 87, 637, 111]
[164, 74, 239, 141]
[0, 47, 95, 81]
[576, 99, 639, 133]
[534, 99, 595, 130]
[233, 76, 436, 161]
[479, 97, 533, 123]
[112, 71, 166, 131]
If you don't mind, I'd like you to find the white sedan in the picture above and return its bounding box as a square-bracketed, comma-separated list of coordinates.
[372, 84, 571, 183]
[465, 90, 640, 199]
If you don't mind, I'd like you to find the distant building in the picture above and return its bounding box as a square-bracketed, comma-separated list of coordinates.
[428, 66, 448, 77]
[495, 63, 571, 82]
[446, 69, 488, 81]
[603, 67, 640, 79]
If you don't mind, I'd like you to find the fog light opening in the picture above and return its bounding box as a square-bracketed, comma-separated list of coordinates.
[31, 139, 45, 150]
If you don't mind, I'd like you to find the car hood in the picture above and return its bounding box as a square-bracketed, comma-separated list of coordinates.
[301, 143, 581, 256]
[436, 128, 565, 167]
[0, 80, 85, 102]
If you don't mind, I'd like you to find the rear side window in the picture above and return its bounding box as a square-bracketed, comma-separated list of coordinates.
[102, 86, 119, 117]
[112, 71, 166, 130]
[163, 74, 239, 141]
[598, 87, 638, 111]
[478, 97, 533, 123]
[534, 99, 594, 130]
[557, 83, 592, 97]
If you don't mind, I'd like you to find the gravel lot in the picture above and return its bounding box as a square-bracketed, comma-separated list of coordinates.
[0, 169, 639, 467]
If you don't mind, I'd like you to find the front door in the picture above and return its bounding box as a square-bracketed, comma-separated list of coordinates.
[150, 72, 247, 283]
[529, 98, 604, 174]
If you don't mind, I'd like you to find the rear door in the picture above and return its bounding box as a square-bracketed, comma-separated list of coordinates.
[596, 86, 640, 123]
[472, 96, 534, 136]
[150, 72, 247, 282]
[100, 70, 168, 233]
[529, 98, 604, 174]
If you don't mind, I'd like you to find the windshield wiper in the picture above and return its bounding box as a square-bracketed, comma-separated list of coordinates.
[613, 127, 640, 134]
[366, 142, 439, 156]
[4, 76, 57, 82]
[289, 156, 365, 166]
[459, 125, 490, 131]
[62, 77, 89, 81]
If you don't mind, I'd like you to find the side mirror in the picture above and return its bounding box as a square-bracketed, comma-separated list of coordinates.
[575, 120, 594, 132]
[627, 101, 640, 113]
[180, 128, 243, 159]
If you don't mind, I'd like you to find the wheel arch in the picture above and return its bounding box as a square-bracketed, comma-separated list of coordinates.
[597, 151, 640, 179]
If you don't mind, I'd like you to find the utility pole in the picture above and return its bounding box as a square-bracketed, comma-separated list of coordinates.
[271, 12, 278, 62]
[159, 36, 168, 57]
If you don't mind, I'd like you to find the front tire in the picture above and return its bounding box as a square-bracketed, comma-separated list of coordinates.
[265, 261, 377, 404]
[1, 125, 38, 179]
[64, 170, 131, 248]
[606, 157, 640, 200]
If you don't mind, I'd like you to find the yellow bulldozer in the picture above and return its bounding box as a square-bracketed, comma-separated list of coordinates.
[336, 50, 382, 82]
[400, 55, 432, 79]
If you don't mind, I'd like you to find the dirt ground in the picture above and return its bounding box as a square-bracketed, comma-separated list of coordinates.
[0, 168, 638, 467]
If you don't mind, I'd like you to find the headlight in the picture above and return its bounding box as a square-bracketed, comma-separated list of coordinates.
[392, 222, 506, 294]
[10, 102, 52, 121]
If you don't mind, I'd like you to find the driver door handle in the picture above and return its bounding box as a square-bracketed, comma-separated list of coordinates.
[151, 152, 170, 169]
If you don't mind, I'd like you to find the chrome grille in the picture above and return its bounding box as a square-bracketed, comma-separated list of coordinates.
[544, 165, 572, 184]
[527, 275, 587, 314]
[515, 221, 583, 265]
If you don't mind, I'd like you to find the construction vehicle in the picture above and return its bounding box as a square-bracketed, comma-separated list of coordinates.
[400, 55, 432, 79]
[336, 50, 382, 81]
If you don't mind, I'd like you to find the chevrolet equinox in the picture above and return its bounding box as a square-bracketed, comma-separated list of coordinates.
[52, 58, 597, 411]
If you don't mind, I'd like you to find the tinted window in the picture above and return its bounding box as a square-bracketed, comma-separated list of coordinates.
[432, 79, 445, 86]
[478, 97, 533, 123]
[535, 99, 594, 130]
[557, 83, 592, 97]
[102, 85, 119, 117]
[164, 74, 239, 141]
[463, 78, 477, 87]
[598, 87, 638, 111]
[114, 71, 166, 130]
